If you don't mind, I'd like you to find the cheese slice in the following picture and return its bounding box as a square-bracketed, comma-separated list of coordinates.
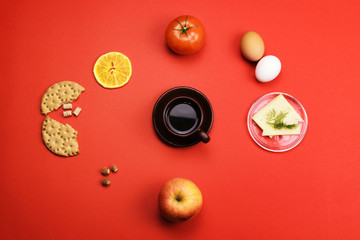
[252, 94, 303, 136]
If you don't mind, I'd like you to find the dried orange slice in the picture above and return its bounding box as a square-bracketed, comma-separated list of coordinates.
[93, 52, 132, 88]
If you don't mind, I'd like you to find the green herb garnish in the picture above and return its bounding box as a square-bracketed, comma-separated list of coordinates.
[265, 109, 298, 130]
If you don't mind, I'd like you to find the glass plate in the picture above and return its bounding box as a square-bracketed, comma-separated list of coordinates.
[247, 92, 308, 152]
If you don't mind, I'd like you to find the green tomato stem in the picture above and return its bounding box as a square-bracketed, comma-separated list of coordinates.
[173, 17, 198, 39]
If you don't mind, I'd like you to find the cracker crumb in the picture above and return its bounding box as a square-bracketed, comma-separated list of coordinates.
[73, 107, 82, 117]
[63, 103, 72, 110]
[63, 111, 72, 117]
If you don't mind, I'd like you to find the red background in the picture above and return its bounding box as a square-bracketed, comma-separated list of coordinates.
[1, 0, 360, 239]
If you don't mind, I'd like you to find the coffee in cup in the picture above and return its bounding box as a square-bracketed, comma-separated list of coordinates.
[164, 97, 210, 143]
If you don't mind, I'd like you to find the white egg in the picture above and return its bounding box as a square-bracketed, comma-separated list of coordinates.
[255, 55, 281, 82]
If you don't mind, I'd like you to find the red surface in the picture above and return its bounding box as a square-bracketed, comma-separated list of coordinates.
[1, 0, 360, 239]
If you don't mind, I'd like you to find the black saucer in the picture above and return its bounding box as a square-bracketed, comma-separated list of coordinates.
[152, 87, 213, 147]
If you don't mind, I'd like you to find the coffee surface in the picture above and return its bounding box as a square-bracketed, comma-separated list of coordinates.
[167, 103, 200, 134]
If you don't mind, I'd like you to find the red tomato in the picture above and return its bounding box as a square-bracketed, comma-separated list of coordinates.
[165, 15, 206, 55]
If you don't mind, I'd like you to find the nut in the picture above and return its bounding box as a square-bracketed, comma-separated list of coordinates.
[110, 164, 118, 173]
[102, 178, 111, 187]
[101, 167, 110, 176]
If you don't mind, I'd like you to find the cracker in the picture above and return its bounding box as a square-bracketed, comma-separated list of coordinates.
[63, 111, 72, 117]
[42, 116, 79, 157]
[63, 103, 72, 110]
[41, 81, 85, 115]
[73, 107, 82, 116]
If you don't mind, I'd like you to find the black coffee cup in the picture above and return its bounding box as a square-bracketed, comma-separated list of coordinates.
[163, 97, 210, 143]
[153, 86, 213, 147]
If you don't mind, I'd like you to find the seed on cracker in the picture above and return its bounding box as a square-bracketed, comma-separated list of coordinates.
[63, 103, 72, 110]
[41, 116, 79, 157]
[41, 81, 85, 115]
[73, 107, 82, 116]
[63, 111, 72, 117]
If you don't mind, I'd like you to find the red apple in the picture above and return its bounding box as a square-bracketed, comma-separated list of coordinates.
[158, 178, 203, 222]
